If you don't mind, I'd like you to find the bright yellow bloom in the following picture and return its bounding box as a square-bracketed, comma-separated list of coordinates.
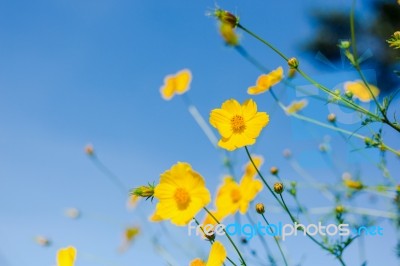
[210, 99, 269, 151]
[344, 80, 380, 102]
[243, 155, 264, 178]
[160, 69, 192, 100]
[285, 99, 308, 114]
[57, 246, 76, 266]
[216, 175, 263, 217]
[219, 23, 239, 46]
[152, 162, 211, 226]
[189, 241, 227, 266]
[247, 67, 284, 95]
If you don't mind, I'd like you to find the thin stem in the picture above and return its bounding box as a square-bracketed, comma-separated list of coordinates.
[260, 214, 289, 266]
[203, 207, 247, 266]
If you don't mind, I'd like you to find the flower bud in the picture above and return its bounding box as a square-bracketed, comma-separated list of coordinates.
[273, 182, 284, 194]
[214, 9, 239, 28]
[255, 203, 265, 214]
[327, 113, 336, 123]
[344, 90, 353, 99]
[335, 205, 345, 214]
[84, 144, 94, 156]
[270, 166, 279, 175]
[131, 185, 155, 199]
[338, 40, 351, 49]
[288, 57, 299, 69]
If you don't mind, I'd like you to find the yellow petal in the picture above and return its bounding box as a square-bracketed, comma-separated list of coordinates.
[206, 241, 227, 266]
[160, 78, 176, 100]
[190, 258, 206, 266]
[57, 246, 77, 266]
[241, 99, 258, 120]
[244, 112, 269, 139]
[209, 109, 233, 138]
[175, 69, 192, 94]
[344, 80, 380, 102]
[221, 99, 241, 114]
[286, 99, 308, 114]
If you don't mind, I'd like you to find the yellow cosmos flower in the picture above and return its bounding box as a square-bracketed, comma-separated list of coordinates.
[152, 162, 211, 226]
[243, 155, 264, 178]
[219, 23, 239, 46]
[209, 99, 269, 151]
[285, 99, 308, 114]
[57, 246, 77, 266]
[344, 80, 380, 102]
[189, 241, 227, 266]
[216, 175, 263, 217]
[160, 69, 192, 100]
[247, 67, 284, 95]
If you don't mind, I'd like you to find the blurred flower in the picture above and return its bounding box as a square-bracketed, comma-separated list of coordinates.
[160, 69, 192, 100]
[270, 166, 279, 175]
[247, 67, 284, 95]
[119, 226, 140, 252]
[149, 213, 163, 222]
[216, 174, 263, 217]
[343, 179, 364, 190]
[285, 99, 308, 114]
[57, 246, 76, 266]
[190, 241, 227, 266]
[387, 31, 400, 49]
[327, 113, 336, 123]
[243, 155, 264, 178]
[219, 22, 239, 46]
[35, 235, 51, 247]
[209, 99, 269, 151]
[283, 148, 292, 158]
[84, 144, 94, 156]
[201, 209, 224, 239]
[64, 208, 80, 219]
[344, 80, 380, 102]
[151, 162, 211, 226]
[126, 194, 140, 209]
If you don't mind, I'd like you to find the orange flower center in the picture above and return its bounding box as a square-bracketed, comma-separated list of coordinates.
[174, 188, 191, 210]
[190, 259, 206, 266]
[231, 115, 246, 133]
[230, 188, 242, 203]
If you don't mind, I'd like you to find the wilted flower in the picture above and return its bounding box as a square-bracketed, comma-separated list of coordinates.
[160, 69, 192, 100]
[210, 99, 269, 151]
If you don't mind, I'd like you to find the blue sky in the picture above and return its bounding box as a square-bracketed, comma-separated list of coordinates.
[0, 0, 399, 265]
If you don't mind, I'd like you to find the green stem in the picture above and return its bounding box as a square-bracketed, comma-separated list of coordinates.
[260, 214, 289, 266]
[203, 207, 247, 266]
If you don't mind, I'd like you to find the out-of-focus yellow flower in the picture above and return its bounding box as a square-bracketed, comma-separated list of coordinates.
[151, 162, 211, 226]
[285, 99, 308, 114]
[216, 174, 263, 217]
[243, 155, 264, 178]
[119, 226, 140, 252]
[160, 69, 192, 100]
[343, 179, 364, 190]
[210, 99, 269, 151]
[247, 67, 284, 95]
[387, 31, 400, 49]
[344, 80, 380, 102]
[201, 209, 224, 238]
[189, 241, 227, 266]
[126, 194, 140, 209]
[64, 208, 80, 219]
[57, 246, 77, 266]
[219, 22, 239, 46]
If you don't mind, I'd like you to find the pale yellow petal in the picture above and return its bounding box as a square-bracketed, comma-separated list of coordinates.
[244, 112, 269, 139]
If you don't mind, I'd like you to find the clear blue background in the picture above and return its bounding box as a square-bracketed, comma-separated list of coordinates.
[0, 0, 399, 265]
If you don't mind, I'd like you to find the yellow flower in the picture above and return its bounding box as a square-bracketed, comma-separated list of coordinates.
[201, 210, 225, 237]
[119, 226, 140, 252]
[216, 174, 263, 217]
[247, 67, 284, 95]
[57, 246, 77, 266]
[285, 99, 308, 114]
[219, 23, 239, 46]
[160, 69, 192, 100]
[210, 99, 269, 151]
[344, 80, 380, 102]
[189, 241, 227, 266]
[243, 155, 264, 178]
[152, 162, 211, 226]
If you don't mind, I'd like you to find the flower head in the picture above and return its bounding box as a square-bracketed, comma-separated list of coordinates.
[190, 241, 227, 266]
[160, 69, 192, 100]
[213, 9, 238, 28]
[243, 155, 264, 178]
[151, 162, 211, 226]
[201, 210, 224, 238]
[57, 246, 77, 266]
[387, 31, 400, 49]
[210, 99, 269, 151]
[216, 174, 263, 217]
[344, 80, 380, 102]
[285, 99, 308, 114]
[247, 67, 284, 95]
